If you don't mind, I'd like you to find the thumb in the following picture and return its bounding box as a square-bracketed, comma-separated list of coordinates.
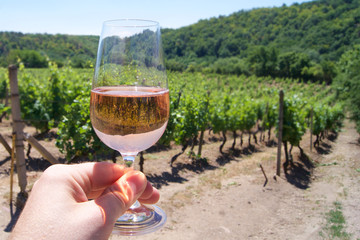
[95, 170, 147, 224]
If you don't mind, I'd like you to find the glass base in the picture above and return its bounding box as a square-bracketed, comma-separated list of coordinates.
[112, 202, 166, 236]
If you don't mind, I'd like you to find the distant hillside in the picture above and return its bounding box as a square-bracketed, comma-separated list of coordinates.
[0, 32, 98, 67]
[163, 0, 360, 61]
[1, 0, 359, 82]
[162, 0, 360, 81]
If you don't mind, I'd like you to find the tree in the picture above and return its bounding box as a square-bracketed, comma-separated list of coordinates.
[278, 51, 311, 79]
[248, 46, 278, 77]
[7, 49, 47, 68]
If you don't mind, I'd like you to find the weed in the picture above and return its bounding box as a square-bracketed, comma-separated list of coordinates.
[227, 181, 237, 186]
[319, 162, 338, 167]
[319, 201, 352, 240]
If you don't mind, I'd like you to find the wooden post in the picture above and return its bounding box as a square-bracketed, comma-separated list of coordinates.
[276, 90, 284, 176]
[10, 133, 16, 204]
[9, 65, 27, 193]
[197, 130, 205, 157]
[0, 134, 12, 155]
[310, 107, 313, 152]
[23, 133, 59, 164]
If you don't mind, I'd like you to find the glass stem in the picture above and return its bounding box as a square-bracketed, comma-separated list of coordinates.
[121, 154, 141, 211]
[122, 155, 136, 168]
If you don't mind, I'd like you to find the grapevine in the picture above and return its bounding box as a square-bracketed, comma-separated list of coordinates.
[0, 67, 345, 168]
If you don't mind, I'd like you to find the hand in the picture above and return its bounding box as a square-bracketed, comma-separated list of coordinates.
[10, 162, 160, 240]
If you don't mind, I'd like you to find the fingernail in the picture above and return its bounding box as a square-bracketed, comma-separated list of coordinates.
[125, 171, 146, 196]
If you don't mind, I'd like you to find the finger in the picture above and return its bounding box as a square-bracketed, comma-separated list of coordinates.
[85, 165, 133, 199]
[94, 171, 147, 224]
[139, 188, 160, 204]
[65, 162, 129, 200]
[75, 162, 127, 188]
[138, 182, 160, 204]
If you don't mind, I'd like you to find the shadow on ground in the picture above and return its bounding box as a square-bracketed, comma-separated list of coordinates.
[284, 152, 315, 189]
[148, 159, 217, 189]
[3, 192, 28, 233]
[148, 142, 264, 189]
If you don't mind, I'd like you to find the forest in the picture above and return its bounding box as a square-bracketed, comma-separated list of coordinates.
[0, 33, 98, 68]
[162, 0, 360, 82]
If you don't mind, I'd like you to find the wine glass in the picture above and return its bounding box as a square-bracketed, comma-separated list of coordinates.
[90, 19, 169, 236]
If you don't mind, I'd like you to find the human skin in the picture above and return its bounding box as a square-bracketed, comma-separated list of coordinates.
[9, 162, 160, 240]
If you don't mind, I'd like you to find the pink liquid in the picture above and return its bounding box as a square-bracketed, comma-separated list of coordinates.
[90, 86, 169, 155]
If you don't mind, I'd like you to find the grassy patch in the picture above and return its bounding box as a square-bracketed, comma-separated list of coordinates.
[318, 162, 338, 167]
[319, 201, 352, 240]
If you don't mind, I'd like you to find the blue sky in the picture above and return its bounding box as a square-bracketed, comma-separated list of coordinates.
[0, 0, 312, 35]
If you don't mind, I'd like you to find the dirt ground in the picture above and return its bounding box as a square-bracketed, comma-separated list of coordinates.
[0, 119, 359, 240]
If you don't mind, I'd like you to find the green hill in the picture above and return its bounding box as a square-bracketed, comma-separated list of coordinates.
[162, 0, 360, 82]
[164, 0, 360, 61]
[1, 0, 359, 82]
[0, 32, 98, 68]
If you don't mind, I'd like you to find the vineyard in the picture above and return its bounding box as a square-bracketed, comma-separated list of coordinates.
[0, 63, 344, 171]
[1, 1, 359, 238]
[2, 62, 360, 240]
